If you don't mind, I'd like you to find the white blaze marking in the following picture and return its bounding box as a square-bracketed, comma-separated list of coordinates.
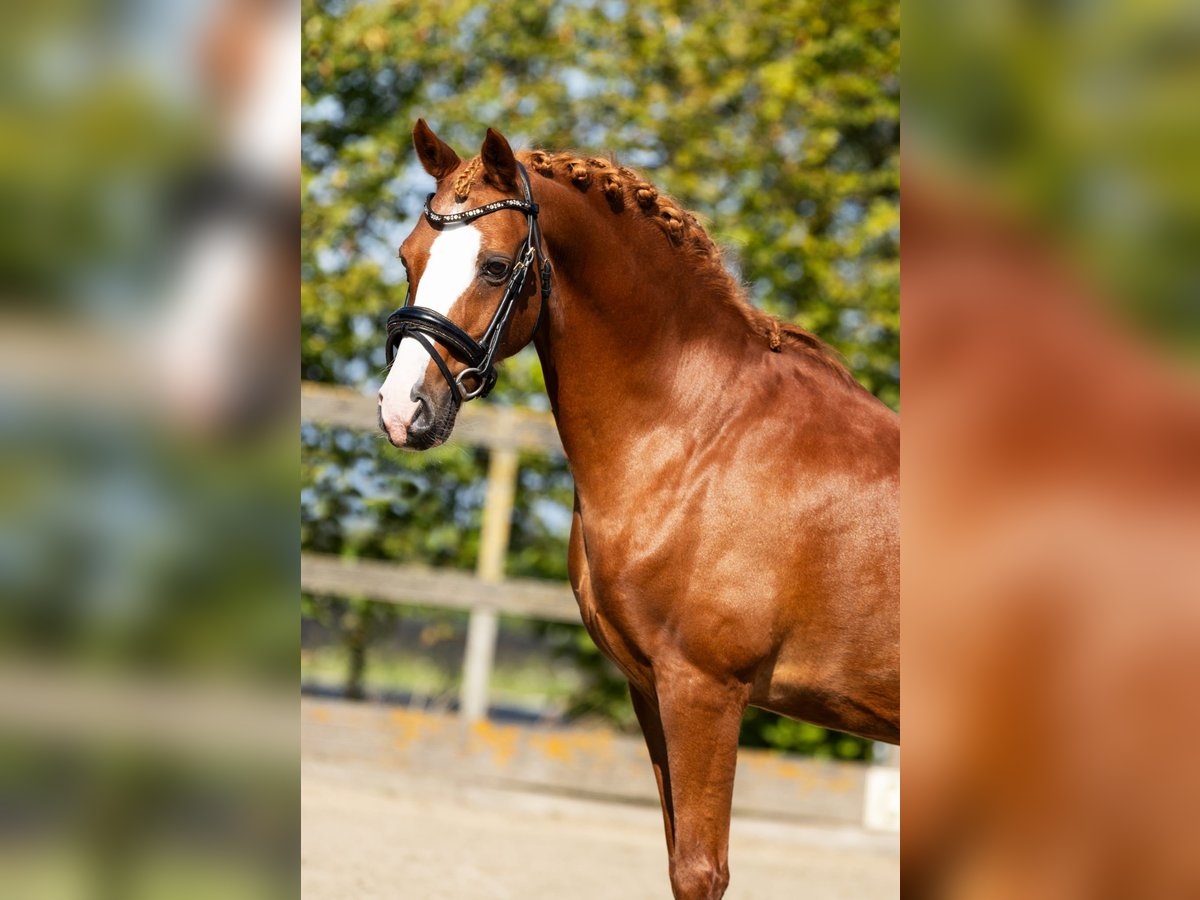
[379, 224, 481, 431]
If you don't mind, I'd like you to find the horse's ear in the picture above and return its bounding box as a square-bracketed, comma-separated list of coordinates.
[413, 119, 461, 181]
[481, 128, 518, 192]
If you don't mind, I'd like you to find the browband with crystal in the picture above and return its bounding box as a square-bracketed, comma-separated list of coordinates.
[423, 194, 537, 224]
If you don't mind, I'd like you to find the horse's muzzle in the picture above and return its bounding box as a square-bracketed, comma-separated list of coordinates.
[379, 389, 457, 451]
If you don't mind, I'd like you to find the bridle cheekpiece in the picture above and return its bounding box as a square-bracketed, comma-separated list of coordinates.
[385, 163, 551, 404]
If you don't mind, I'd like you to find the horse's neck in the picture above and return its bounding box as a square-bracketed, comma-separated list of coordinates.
[531, 179, 751, 478]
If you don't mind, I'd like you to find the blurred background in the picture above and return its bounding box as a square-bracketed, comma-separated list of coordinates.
[904, 0, 1200, 897]
[9, 0, 1194, 894]
[1, 0, 296, 897]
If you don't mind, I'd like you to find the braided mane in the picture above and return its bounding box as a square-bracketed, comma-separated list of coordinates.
[454, 148, 854, 384]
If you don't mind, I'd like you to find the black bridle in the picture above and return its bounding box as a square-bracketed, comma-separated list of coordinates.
[385, 163, 551, 404]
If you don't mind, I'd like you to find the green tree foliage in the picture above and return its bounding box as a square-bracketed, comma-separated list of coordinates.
[302, 0, 898, 758]
[905, 0, 1200, 349]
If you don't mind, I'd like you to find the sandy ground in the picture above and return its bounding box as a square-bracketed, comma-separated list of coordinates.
[301, 753, 898, 899]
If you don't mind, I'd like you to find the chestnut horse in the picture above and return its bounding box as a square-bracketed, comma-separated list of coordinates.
[378, 121, 899, 899]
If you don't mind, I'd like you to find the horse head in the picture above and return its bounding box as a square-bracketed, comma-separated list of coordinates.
[378, 121, 550, 450]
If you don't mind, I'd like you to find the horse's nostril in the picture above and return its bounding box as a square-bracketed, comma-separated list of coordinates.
[410, 396, 432, 432]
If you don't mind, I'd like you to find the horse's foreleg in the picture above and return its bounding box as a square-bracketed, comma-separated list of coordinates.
[631, 685, 675, 857]
[654, 666, 750, 900]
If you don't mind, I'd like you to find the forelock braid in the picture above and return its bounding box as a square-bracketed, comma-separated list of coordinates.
[453, 158, 482, 201]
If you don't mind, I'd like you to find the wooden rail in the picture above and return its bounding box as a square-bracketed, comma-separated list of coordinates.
[299, 553, 579, 624]
[301, 381, 569, 721]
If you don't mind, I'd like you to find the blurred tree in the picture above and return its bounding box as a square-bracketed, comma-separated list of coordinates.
[905, 0, 1200, 350]
[302, 0, 898, 755]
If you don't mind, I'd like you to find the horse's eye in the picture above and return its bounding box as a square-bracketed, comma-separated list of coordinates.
[482, 259, 510, 279]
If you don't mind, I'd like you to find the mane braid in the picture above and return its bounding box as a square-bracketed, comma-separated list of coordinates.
[461, 149, 854, 384]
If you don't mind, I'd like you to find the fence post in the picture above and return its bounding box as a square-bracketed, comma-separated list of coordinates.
[863, 742, 900, 832]
[460, 448, 519, 721]
[872, 741, 899, 767]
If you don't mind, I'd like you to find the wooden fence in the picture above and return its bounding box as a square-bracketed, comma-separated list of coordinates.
[301, 380, 574, 721]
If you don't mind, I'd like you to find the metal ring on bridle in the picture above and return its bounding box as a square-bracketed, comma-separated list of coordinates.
[455, 367, 488, 401]
[384, 163, 551, 405]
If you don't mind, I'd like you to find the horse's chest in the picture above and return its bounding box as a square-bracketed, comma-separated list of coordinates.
[571, 512, 673, 606]
[567, 508, 669, 690]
